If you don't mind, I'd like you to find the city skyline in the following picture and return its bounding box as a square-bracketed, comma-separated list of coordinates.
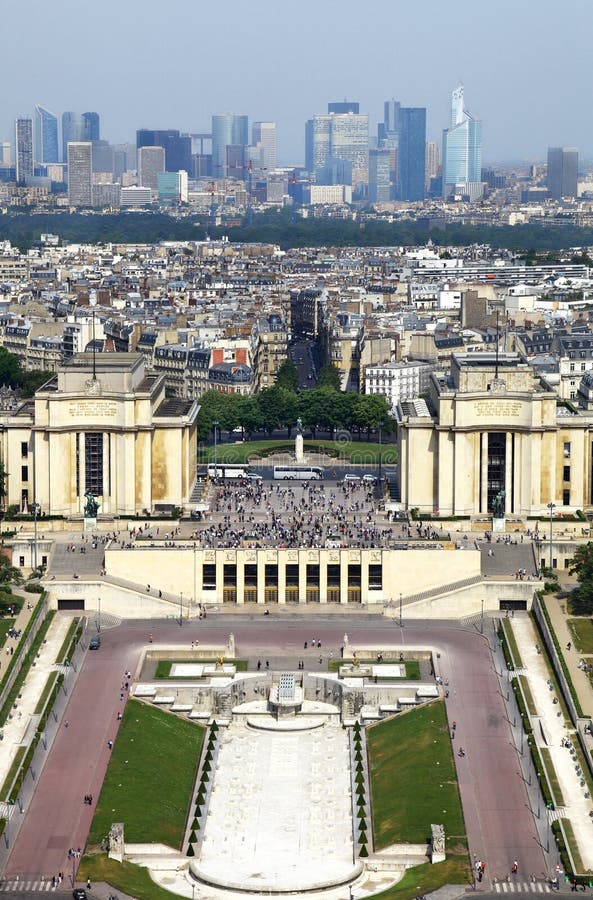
[1, 0, 592, 166]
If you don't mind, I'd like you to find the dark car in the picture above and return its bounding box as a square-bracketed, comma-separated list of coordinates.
[73, 890, 87, 900]
[89, 636, 101, 650]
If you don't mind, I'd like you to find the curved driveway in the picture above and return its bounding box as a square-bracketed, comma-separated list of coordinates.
[4, 615, 546, 886]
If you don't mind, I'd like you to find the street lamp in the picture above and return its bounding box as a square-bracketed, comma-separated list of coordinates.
[179, 591, 183, 628]
[399, 591, 403, 628]
[378, 421, 382, 481]
[480, 596, 484, 635]
[31, 502, 40, 572]
[97, 596, 101, 633]
[213, 421, 219, 480]
[547, 501, 556, 574]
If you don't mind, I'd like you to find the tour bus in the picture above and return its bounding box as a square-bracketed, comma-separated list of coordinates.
[207, 463, 252, 480]
[273, 465, 324, 481]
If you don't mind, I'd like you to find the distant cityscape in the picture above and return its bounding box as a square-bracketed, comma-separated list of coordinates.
[0, 87, 587, 216]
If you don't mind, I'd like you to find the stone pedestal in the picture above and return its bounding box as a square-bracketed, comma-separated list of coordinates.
[492, 517, 506, 533]
[295, 433, 304, 463]
[84, 517, 97, 532]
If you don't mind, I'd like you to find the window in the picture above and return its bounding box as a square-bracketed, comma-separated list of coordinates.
[244, 564, 257, 587]
[21, 441, 28, 458]
[369, 564, 382, 590]
[348, 564, 361, 588]
[265, 564, 278, 586]
[285, 564, 299, 587]
[306, 564, 320, 587]
[19, 556, 24, 567]
[84, 432, 103, 496]
[21, 465, 28, 482]
[569, 363, 575, 372]
[563, 465, 571, 482]
[223, 564, 237, 587]
[327, 564, 340, 587]
[202, 564, 216, 589]
[563, 489, 570, 506]
[564, 442, 571, 459]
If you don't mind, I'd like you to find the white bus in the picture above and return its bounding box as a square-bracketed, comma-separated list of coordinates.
[207, 463, 251, 480]
[273, 465, 324, 481]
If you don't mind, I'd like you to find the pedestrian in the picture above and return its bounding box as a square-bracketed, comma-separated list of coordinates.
[257, 660, 261, 670]
[511, 861, 518, 875]
[64, 720, 69, 728]
[567, 641, 572, 651]
[117, 711, 122, 720]
[107, 740, 113, 750]
[87, 878, 92, 890]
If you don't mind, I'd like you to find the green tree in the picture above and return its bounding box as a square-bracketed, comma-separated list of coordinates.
[569, 543, 593, 612]
[275, 359, 299, 393]
[316, 364, 342, 391]
[353, 394, 391, 437]
[0, 347, 23, 388]
[19, 369, 53, 397]
[235, 396, 263, 438]
[258, 386, 287, 434]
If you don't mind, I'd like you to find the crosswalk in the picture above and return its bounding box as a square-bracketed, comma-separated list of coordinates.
[0, 877, 58, 891]
[495, 881, 552, 893]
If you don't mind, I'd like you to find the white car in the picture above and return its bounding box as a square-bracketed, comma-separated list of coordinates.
[362, 474, 377, 482]
[343, 473, 361, 481]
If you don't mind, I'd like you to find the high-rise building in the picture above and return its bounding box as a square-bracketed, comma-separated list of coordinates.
[83, 112, 100, 142]
[157, 170, 188, 204]
[328, 101, 359, 114]
[425, 141, 441, 187]
[34, 106, 58, 164]
[62, 112, 86, 163]
[398, 107, 426, 201]
[67, 142, 93, 206]
[211, 115, 249, 178]
[91, 141, 114, 174]
[442, 86, 483, 200]
[547, 147, 578, 199]
[136, 130, 191, 173]
[15, 118, 33, 184]
[306, 110, 368, 186]
[138, 146, 165, 192]
[378, 100, 401, 197]
[0, 143, 10, 166]
[250, 122, 276, 171]
[368, 148, 391, 202]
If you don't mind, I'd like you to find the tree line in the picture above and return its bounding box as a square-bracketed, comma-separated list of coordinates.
[196, 362, 394, 441]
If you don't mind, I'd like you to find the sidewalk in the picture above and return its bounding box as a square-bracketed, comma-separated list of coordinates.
[542, 594, 593, 719]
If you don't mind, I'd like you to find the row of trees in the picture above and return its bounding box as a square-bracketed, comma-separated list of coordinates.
[196, 372, 394, 441]
[0, 348, 52, 397]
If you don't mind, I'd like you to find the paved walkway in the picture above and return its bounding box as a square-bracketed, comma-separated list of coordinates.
[543, 594, 593, 719]
[510, 614, 593, 869]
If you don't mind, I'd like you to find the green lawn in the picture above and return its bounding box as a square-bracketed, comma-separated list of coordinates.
[87, 700, 204, 849]
[0, 620, 15, 647]
[367, 701, 465, 848]
[568, 618, 593, 653]
[200, 438, 397, 466]
[79, 855, 183, 900]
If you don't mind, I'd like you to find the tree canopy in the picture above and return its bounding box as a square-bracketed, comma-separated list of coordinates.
[569, 543, 593, 614]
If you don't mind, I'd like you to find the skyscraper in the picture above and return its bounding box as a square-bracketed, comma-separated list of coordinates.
[306, 110, 368, 186]
[15, 118, 33, 184]
[83, 112, 100, 142]
[62, 112, 86, 163]
[251, 122, 276, 171]
[136, 130, 191, 174]
[211, 115, 249, 178]
[34, 106, 58, 164]
[442, 86, 483, 200]
[547, 147, 578, 199]
[328, 101, 359, 114]
[368, 149, 391, 202]
[138, 146, 165, 192]
[398, 107, 426, 201]
[67, 142, 93, 206]
[425, 141, 441, 187]
[378, 100, 401, 197]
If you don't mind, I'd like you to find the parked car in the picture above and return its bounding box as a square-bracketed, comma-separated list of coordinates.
[73, 889, 87, 899]
[89, 636, 101, 650]
[362, 474, 377, 482]
[343, 473, 361, 482]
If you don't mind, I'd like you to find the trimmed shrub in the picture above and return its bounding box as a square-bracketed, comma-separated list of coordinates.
[359, 845, 368, 858]
[187, 845, 195, 857]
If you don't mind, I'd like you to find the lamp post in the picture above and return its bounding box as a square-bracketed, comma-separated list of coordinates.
[378, 421, 382, 481]
[399, 591, 403, 629]
[31, 502, 39, 572]
[547, 501, 556, 574]
[97, 596, 101, 633]
[480, 596, 484, 635]
[179, 591, 183, 627]
[213, 420, 219, 479]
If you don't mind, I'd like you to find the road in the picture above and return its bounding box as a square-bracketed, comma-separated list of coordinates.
[3, 615, 547, 888]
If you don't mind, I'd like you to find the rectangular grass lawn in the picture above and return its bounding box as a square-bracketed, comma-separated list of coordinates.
[568, 618, 593, 653]
[367, 700, 465, 848]
[87, 699, 205, 849]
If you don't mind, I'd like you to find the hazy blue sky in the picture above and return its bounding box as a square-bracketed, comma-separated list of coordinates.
[3, 0, 592, 165]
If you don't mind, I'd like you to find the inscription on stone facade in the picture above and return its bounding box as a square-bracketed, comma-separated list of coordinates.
[67, 400, 118, 418]
[473, 400, 522, 418]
